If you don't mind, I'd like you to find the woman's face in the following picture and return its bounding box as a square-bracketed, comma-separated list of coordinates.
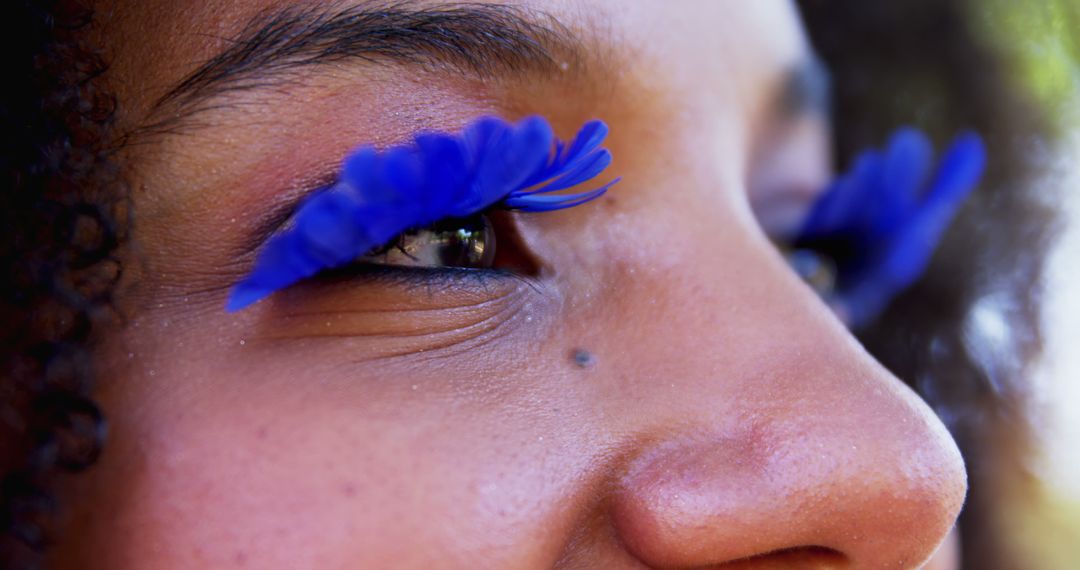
[60, 0, 967, 567]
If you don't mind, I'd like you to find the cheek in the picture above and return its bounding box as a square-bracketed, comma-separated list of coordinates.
[83, 331, 605, 569]
[120, 409, 393, 568]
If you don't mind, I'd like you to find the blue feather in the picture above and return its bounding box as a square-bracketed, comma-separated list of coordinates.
[798, 128, 986, 328]
[227, 116, 617, 312]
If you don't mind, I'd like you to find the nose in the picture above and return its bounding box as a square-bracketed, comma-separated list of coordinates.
[602, 237, 967, 568]
[611, 407, 966, 568]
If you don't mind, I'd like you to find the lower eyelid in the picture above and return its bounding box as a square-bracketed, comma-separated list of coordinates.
[251, 273, 545, 360]
[256, 263, 541, 322]
[317, 264, 531, 293]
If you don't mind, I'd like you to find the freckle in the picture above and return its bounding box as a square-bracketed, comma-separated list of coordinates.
[256, 427, 268, 440]
[234, 551, 247, 566]
[341, 483, 358, 497]
[572, 349, 596, 369]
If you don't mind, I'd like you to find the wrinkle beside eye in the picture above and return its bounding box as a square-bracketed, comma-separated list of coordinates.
[251, 276, 550, 361]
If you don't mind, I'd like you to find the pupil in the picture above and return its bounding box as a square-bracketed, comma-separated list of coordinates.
[361, 215, 496, 269]
[433, 216, 495, 267]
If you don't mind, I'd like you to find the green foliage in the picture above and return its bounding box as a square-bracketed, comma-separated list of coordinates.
[973, 0, 1080, 124]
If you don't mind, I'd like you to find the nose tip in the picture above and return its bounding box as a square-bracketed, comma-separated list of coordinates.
[610, 411, 967, 569]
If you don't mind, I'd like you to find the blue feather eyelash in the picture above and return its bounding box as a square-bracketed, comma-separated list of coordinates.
[227, 116, 619, 312]
[797, 127, 987, 328]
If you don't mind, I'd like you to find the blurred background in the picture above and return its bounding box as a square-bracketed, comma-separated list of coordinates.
[977, 0, 1080, 566]
[799, 0, 1079, 566]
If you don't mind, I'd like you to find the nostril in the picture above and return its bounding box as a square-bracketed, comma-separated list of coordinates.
[713, 546, 848, 569]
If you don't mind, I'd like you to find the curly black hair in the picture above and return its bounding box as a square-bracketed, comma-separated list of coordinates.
[0, 1, 1059, 569]
[1, 1, 124, 567]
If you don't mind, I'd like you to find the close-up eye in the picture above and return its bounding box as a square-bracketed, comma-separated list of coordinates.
[359, 213, 496, 269]
[226, 116, 619, 312]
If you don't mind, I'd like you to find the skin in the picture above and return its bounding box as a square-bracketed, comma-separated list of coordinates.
[55, 1, 966, 568]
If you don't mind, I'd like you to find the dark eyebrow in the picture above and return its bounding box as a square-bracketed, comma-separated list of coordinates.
[780, 55, 832, 118]
[148, 2, 584, 128]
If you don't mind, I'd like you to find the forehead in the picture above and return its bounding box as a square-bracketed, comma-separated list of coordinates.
[99, 0, 811, 130]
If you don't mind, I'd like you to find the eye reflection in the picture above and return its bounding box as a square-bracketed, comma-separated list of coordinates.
[360, 214, 496, 269]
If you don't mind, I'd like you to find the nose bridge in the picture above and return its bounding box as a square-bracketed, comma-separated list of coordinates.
[598, 231, 968, 567]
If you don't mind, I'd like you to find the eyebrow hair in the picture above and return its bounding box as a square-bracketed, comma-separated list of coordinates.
[148, 1, 583, 127]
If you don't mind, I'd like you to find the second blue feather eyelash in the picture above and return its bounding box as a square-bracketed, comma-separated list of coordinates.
[227, 116, 619, 312]
[797, 127, 987, 328]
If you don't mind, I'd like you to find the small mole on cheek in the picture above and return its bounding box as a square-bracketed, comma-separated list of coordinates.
[572, 349, 596, 369]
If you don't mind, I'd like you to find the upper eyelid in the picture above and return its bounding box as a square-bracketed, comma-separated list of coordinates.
[234, 117, 607, 258]
[237, 181, 331, 259]
[232, 158, 343, 260]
